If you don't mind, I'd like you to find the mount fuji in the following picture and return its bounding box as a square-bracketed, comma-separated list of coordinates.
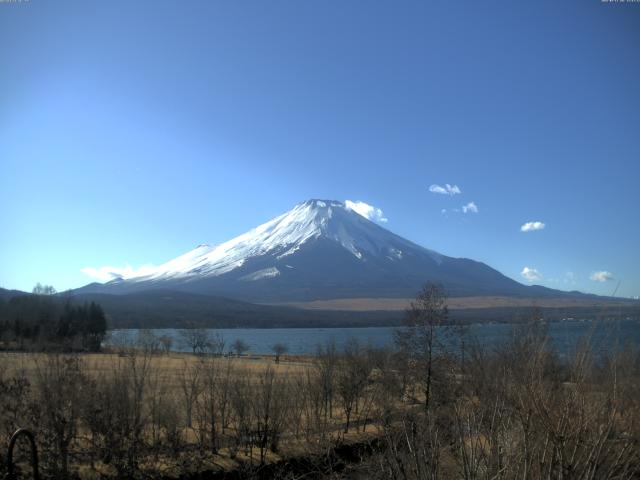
[76, 199, 573, 302]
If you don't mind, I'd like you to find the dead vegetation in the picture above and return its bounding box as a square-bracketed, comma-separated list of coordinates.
[0, 286, 638, 479]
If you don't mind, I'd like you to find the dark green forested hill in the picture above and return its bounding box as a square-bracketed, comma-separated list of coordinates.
[0, 289, 107, 350]
[2, 287, 637, 331]
[72, 290, 403, 328]
[73, 289, 640, 329]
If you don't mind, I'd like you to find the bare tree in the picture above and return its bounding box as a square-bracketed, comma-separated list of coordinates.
[271, 342, 288, 363]
[216, 359, 235, 435]
[207, 332, 226, 356]
[294, 366, 330, 442]
[229, 370, 252, 459]
[159, 334, 173, 355]
[32, 283, 57, 295]
[335, 338, 371, 433]
[33, 355, 85, 479]
[378, 410, 442, 480]
[395, 283, 454, 412]
[106, 329, 134, 354]
[178, 359, 202, 429]
[232, 338, 249, 357]
[250, 366, 289, 463]
[157, 392, 183, 457]
[137, 329, 160, 354]
[180, 328, 211, 355]
[193, 355, 235, 453]
[316, 339, 338, 428]
[0, 365, 31, 440]
[81, 350, 154, 478]
[0, 366, 32, 477]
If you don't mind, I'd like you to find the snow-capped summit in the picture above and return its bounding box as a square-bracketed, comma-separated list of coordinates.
[78, 199, 546, 301]
[117, 199, 440, 284]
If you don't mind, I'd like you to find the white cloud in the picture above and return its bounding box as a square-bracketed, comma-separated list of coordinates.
[590, 271, 614, 282]
[462, 201, 478, 214]
[521, 221, 546, 232]
[564, 271, 577, 285]
[429, 184, 461, 195]
[521, 266, 542, 282]
[81, 264, 156, 282]
[345, 200, 388, 223]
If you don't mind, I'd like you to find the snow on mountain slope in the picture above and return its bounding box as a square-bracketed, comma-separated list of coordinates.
[122, 199, 442, 283]
[78, 199, 566, 301]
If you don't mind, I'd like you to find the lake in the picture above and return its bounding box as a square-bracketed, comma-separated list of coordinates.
[107, 318, 640, 356]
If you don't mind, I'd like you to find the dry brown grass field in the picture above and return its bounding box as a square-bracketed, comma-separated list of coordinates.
[1, 312, 639, 480]
[1, 350, 313, 381]
[0, 348, 393, 479]
[271, 295, 635, 311]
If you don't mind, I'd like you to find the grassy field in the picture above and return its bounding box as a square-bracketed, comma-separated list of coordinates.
[1, 350, 313, 379]
[271, 295, 639, 311]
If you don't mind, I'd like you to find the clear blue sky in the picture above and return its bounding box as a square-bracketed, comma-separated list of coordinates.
[1, 0, 639, 297]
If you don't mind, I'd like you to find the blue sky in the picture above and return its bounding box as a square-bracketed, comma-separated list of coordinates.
[1, 0, 639, 297]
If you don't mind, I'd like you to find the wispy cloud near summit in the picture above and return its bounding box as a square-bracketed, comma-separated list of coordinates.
[345, 200, 388, 223]
[521, 266, 542, 282]
[81, 264, 156, 282]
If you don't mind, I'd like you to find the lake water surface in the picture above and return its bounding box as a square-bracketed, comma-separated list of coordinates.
[108, 319, 640, 356]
